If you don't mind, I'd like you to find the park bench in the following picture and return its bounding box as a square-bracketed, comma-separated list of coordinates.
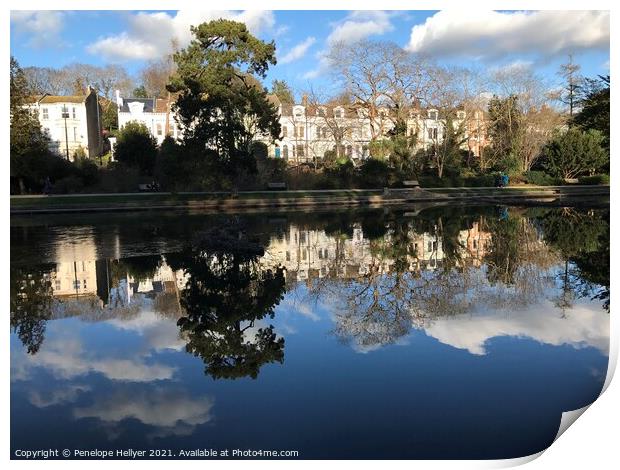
[403, 180, 420, 188]
[138, 182, 159, 192]
[267, 182, 287, 190]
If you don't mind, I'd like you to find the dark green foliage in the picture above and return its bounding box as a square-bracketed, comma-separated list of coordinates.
[541, 128, 608, 180]
[271, 79, 294, 104]
[114, 121, 158, 174]
[358, 159, 391, 188]
[486, 95, 524, 174]
[523, 171, 562, 186]
[578, 174, 609, 185]
[167, 20, 280, 182]
[132, 85, 149, 98]
[573, 75, 609, 151]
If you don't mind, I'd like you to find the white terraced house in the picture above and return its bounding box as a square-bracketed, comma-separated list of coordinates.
[25, 86, 104, 161]
[258, 95, 482, 165]
[115, 90, 485, 164]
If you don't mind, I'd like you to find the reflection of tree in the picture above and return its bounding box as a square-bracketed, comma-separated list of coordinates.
[10, 265, 54, 354]
[322, 208, 568, 350]
[537, 208, 609, 312]
[168, 225, 286, 379]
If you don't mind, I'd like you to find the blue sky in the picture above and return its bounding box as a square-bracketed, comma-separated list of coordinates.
[10, 10, 610, 98]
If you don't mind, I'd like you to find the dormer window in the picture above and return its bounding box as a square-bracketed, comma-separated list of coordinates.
[316, 107, 326, 117]
[334, 107, 344, 118]
[428, 110, 438, 120]
[457, 111, 466, 120]
[293, 106, 305, 118]
[128, 101, 145, 114]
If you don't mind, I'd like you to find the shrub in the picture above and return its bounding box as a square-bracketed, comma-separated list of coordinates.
[463, 174, 496, 187]
[114, 121, 158, 174]
[52, 175, 85, 194]
[541, 129, 608, 179]
[524, 171, 562, 186]
[578, 174, 610, 185]
[358, 159, 390, 188]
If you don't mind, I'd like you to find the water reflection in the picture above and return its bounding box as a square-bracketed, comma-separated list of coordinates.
[10, 204, 610, 458]
[11, 206, 609, 361]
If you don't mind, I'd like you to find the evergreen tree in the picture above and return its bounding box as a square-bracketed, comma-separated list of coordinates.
[167, 20, 280, 179]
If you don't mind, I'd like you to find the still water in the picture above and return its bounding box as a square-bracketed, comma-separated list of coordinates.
[10, 204, 609, 459]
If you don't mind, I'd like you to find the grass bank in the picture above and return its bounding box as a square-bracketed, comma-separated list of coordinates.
[10, 185, 609, 214]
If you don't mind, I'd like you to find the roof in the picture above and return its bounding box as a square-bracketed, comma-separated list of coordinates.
[120, 98, 155, 113]
[28, 95, 87, 104]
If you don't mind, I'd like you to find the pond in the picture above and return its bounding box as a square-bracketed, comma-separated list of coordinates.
[10, 203, 610, 459]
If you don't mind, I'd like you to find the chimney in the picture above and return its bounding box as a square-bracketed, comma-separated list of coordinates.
[115, 89, 123, 108]
[302, 94, 308, 107]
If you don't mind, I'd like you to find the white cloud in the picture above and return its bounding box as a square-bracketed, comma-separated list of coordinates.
[11, 11, 65, 47]
[491, 59, 534, 74]
[327, 10, 394, 46]
[406, 10, 609, 59]
[87, 10, 276, 62]
[279, 37, 316, 64]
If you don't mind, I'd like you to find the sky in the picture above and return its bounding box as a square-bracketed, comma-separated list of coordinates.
[10, 10, 610, 99]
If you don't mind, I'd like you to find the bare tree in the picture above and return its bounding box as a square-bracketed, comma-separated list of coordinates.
[557, 54, 583, 118]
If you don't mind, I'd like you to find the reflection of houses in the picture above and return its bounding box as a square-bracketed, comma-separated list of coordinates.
[262, 224, 446, 284]
[458, 222, 492, 267]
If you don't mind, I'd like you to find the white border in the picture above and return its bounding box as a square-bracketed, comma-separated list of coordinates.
[3, 1, 617, 468]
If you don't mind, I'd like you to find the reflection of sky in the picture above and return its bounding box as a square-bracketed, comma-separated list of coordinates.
[11, 276, 609, 459]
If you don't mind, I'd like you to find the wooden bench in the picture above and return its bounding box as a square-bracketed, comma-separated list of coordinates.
[267, 182, 287, 190]
[403, 180, 420, 188]
[138, 182, 159, 192]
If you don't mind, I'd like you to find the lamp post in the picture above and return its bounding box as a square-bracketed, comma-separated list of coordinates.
[61, 105, 70, 160]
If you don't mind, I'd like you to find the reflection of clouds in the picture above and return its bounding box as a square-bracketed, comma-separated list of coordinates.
[28, 384, 90, 408]
[280, 297, 321, 322]
[73, 387, 214, 438]
[106, 311, 186, 352]
[424, 300, 609, 355]
[12, 334, 176, 382]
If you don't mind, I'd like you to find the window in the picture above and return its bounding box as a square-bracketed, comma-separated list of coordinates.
[55, 280, 61, 290]
[42, 108, 49, 120]
[428, 110, 438, 120]
[73, 127, 77, 142]
[428, 128, 438, 140]
[457, 111, 466, 120]
[73, 280, 81, 290]
[282, 145, 289, 159]
[317, 107, 326, 117]
[296, 145, 305, 157]
[72, 107, 76, 119]
[282, 126, 288, 138]
[286, 251, 290, 261]
[156, 124, 163, 136]
[295, 126, 305, 138]
[334, 108, 344, 118]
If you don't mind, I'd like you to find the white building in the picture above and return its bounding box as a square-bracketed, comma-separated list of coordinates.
[115, 90, 477, 164]
[259, 96, 470, 165]
[25, 87, 103, 160]
[116, 91, 182, 145]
